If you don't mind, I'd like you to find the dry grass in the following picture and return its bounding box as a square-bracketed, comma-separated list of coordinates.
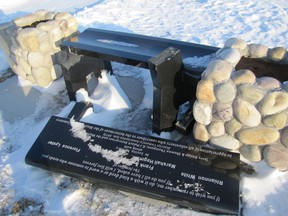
[10, 198, 44, 215]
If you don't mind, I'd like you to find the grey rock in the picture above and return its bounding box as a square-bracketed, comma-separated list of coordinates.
[233, 98, 261, 127]
[240, 145, 263, 162]
[209, 135, 240, 151]
[193, 101, 212, 125]
[237, 127, 280, 145]
[215, 81, 236, 103]
[264, 144, 288, 171]
[212, 102, 233, 122]
[202, 59, 233, 83]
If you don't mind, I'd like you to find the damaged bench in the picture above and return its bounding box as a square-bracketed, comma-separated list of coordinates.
[60, 28, 219, 133]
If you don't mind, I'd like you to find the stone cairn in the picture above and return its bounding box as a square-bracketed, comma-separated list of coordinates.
[0, 10, 78, 87]
[193, 38, 288, 171]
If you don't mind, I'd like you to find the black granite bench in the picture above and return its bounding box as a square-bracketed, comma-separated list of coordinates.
[60, 28, 219, 133]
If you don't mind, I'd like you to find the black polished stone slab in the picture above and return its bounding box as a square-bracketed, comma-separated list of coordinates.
[61, 28, 217, 96]
[148, 47, 186, 133]
[62, 28, 219, 67]
[67, 102, 93, 121]
[25, 116, 240, 215]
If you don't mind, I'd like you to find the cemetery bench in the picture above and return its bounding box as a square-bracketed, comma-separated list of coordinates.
[26, 30, 240, 215]
[60, 28, 219, 133]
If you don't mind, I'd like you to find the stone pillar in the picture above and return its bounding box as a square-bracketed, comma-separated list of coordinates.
[0, 10, 78, 87]
[193, 37, 288, 171]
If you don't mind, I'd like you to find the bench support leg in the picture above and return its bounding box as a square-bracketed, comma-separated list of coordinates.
[148, 47, 186, 134]
[61, 52, 110, 101]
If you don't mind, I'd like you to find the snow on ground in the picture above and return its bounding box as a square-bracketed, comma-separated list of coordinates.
[0, 0, 288, 215]
[73, 0, 288, 48]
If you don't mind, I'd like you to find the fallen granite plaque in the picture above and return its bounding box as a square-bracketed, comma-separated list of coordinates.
[25, 116, 240, 215]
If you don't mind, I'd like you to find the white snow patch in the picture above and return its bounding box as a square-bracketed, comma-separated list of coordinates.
[17, 76, 35, 88]
[88, 143, 140, 166]
[69, 118, 91, 142]
[184, 55, 214, 68]
[0, 50, 9, 72]
[89, 71, 131, 111]
[76, 88, 91, 102]
[97, 39, 139, 48]
[0, 0, 102, 14]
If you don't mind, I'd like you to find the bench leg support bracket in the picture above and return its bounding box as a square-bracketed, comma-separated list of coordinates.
[148, 47, 186, 134]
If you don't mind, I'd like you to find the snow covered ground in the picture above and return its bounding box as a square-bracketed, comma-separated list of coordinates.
[0, 0, 288, 215]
